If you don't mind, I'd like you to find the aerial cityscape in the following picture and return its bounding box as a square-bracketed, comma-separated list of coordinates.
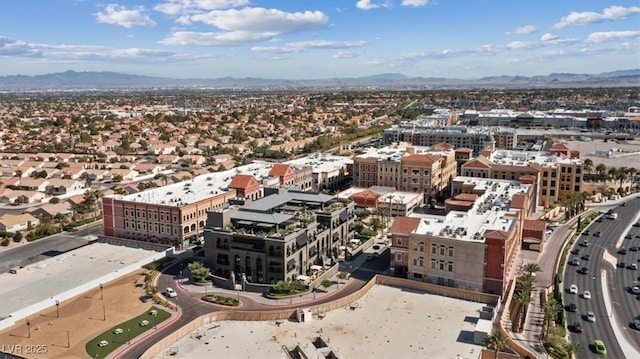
[1, 1, 640, 359]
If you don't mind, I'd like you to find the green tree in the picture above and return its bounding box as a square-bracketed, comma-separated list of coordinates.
[513, 290, 532, 332]
[522, 262, 541, 276]
[188, 261, 210, 283]
[564, 340, 582, 357]
[543, 298, 562, 339]
[49, 197, 60, 204]
[595, 163, 607, 182]
[483, 330, 507, 359]
[583, 158, 593, 177]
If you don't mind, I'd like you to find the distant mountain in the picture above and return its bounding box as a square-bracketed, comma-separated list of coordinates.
[0, 69, 637, 91]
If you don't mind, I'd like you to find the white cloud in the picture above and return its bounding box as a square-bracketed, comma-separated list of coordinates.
[187, 8, 328, 33]
[401, 0, 429, 7]
[333, 51, 362, 59]
[539, 33, 558, 42]
[554, 5, 640, 28]
[251, 40, 368, 54]
[505, 41, 531, 50]
[153, 0, 249, 16]
[0, 37, 43, 57]
[509, 25, 537, 35]
[356, 0, 379, 10]
[161, 31, 277, 46]
[586, 30, 640, 43]
[94, 4, 156, 28]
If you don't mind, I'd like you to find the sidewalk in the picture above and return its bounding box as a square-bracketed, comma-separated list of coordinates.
[510, 192, 639, 358]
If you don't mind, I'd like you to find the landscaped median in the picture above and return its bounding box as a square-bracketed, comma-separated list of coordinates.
[85, 306, 170, 359]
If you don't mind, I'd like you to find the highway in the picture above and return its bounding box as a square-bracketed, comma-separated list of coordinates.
[614, 199, 640, 351]
[564, 198, 640, 358]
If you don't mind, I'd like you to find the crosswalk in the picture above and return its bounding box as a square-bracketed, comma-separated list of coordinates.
[355, 267, 385, 274]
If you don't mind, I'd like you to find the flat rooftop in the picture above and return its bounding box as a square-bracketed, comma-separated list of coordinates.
[410, 177, 531, 241]
[152, 285, 486, 359]
[286, 153, 353, 174]
[489, 150, 582, 166]
[0, 242, 160, 319]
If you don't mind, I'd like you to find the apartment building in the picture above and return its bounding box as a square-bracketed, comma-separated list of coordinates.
[203, 188, 356, 284]
[102, 160, 320, 250]
[286, 153, 353, 192]
[461, 147, 583, 207]
[352, 143, 458, 198]
[389, 177, 538, 296]
[383, 124, 496, 154]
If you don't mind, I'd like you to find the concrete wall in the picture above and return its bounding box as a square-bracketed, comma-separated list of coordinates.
[98, 235, 175, 253]
[0, 248, 171, 331]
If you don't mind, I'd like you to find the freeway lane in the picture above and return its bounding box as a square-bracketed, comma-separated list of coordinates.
[565, 200, 640, 358]
[614, 198, 640, 351]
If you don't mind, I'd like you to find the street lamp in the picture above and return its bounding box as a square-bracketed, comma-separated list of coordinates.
[55, 300, 60, 318]
[127, 328, 131, 345]
[66, 330, 70, 348]
[99, 283, 104, 300]
[103, 305, 106, 321]
[26, 318, 31, 338]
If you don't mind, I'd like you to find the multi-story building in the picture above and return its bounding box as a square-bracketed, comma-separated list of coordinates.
[352, 143, 458, 199]
[102, 160, 322, 250]
[383, 123, 496, 154]
[286, 153, 353, 192]
[203, 188, 356, 284]
[389, 177, 540, 296]
[461, 146, 583, 207]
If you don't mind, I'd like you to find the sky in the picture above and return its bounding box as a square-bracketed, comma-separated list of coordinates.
[0, 0, 638, 80]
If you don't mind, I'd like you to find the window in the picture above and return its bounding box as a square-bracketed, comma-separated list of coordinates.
[396, 253, 402, 261]
[447, 262, 454, 272]
[413, 243, 419, 251]
[439, 245, 445, 255]
[431, 244, 437, 254]
[431, 259, 437, 269]
[448, 246, 454, 257]
[418, 243, 425, 252]
[439, 260, 445, 270]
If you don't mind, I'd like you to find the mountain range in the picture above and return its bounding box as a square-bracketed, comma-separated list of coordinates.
[0, 69, 638, 91]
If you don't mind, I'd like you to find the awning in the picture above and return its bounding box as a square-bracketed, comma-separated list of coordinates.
[296, 275, 310, 281]
[339, 246, 347, 250]
[296, 232, 309, 246]
[339, 211, 348, 222]
[350, 239, 360, 244]
[310, 265, 322, 271]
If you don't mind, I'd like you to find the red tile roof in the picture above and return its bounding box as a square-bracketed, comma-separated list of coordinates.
[390, 216, 421, 234]
[269, 163, 294, 177]
[524, 219, 546, 232]
[229, 174, 259, 189]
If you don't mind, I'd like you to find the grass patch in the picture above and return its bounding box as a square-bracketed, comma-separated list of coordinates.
[85, 306, 171, 359]
[202, 294, 240, 306]
[268, 280, 308, 297]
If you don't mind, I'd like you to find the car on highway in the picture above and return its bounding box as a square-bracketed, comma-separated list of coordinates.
[569, 284, 578, 294]
[633, 319, 640, 330]
[582, 254, 591, 261]
[593, 231, 603, 237]
[583, 291, 591, 299]
[573, 320, 583, 333]
[625, 234, 633, 240]
[630, 263, 638, 270]
[582, 230, 591, 236]
[632, 286, 640, 294]
[596, 217, 604, 223]
[618, 247, 628, 255]
[581, 240, 590, 247]
[633, 222, 640, 227]
[571, 248, 580, 255]
[630, 246, 639, 252]
[617, 262, 626, 268]
[566, 303, 577, 312]
[586, 311, 596, 322]
[580, 267, 589, 274]
[594, 339, 607, 355]
[571, 258, 580, 266]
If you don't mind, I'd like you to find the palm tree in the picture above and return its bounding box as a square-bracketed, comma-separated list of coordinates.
[607, 167, 617, 182]
[616, 167, 628, 191]
[583, 158, 593, 179]
[522, 262, 541, 276]
[484, 330, 507, 359]
[564, 340, 582, 358]
[543, 298, 562, 339]
[513, 290, 532, 332]
[595, 163, 607, 182]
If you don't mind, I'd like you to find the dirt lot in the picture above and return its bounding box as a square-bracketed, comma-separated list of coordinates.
[0, 269, 153, 359]
[560, 139, 640, 168]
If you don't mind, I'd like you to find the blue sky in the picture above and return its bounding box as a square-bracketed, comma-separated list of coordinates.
[0, 0, 638, 79]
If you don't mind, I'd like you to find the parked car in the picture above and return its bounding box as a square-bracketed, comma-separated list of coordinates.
[569, 284, 578, 294]
[586, 311, 596, 322]
[573, 321, 583, 333]
[594, 339, 607, 354]
[583, 291, 592, 299]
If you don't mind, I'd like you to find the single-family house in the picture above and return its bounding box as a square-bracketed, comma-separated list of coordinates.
[0, 213, 40, 232]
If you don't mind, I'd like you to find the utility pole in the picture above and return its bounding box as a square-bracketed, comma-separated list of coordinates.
[56, 300, 60, 318]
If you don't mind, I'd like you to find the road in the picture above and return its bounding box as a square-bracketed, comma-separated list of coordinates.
[614, 199, 640, 351]
[0, 223, 101, 273]
[564, 199, 640, 358]
[122, 253, 381, 358]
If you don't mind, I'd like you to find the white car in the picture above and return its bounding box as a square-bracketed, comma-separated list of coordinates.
[632, 286, 640, 294]
[165, 287, 177, 298]
[583, 291, 591, 299]
[569, 284, 578, 294]
[586, 311, 596, 322]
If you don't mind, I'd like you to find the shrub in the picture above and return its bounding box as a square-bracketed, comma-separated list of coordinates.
[202, 294, 240, 306]
[268, 280, 308, 296]
[321, 279, 333, 288]
[1, 238, 9, 246]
